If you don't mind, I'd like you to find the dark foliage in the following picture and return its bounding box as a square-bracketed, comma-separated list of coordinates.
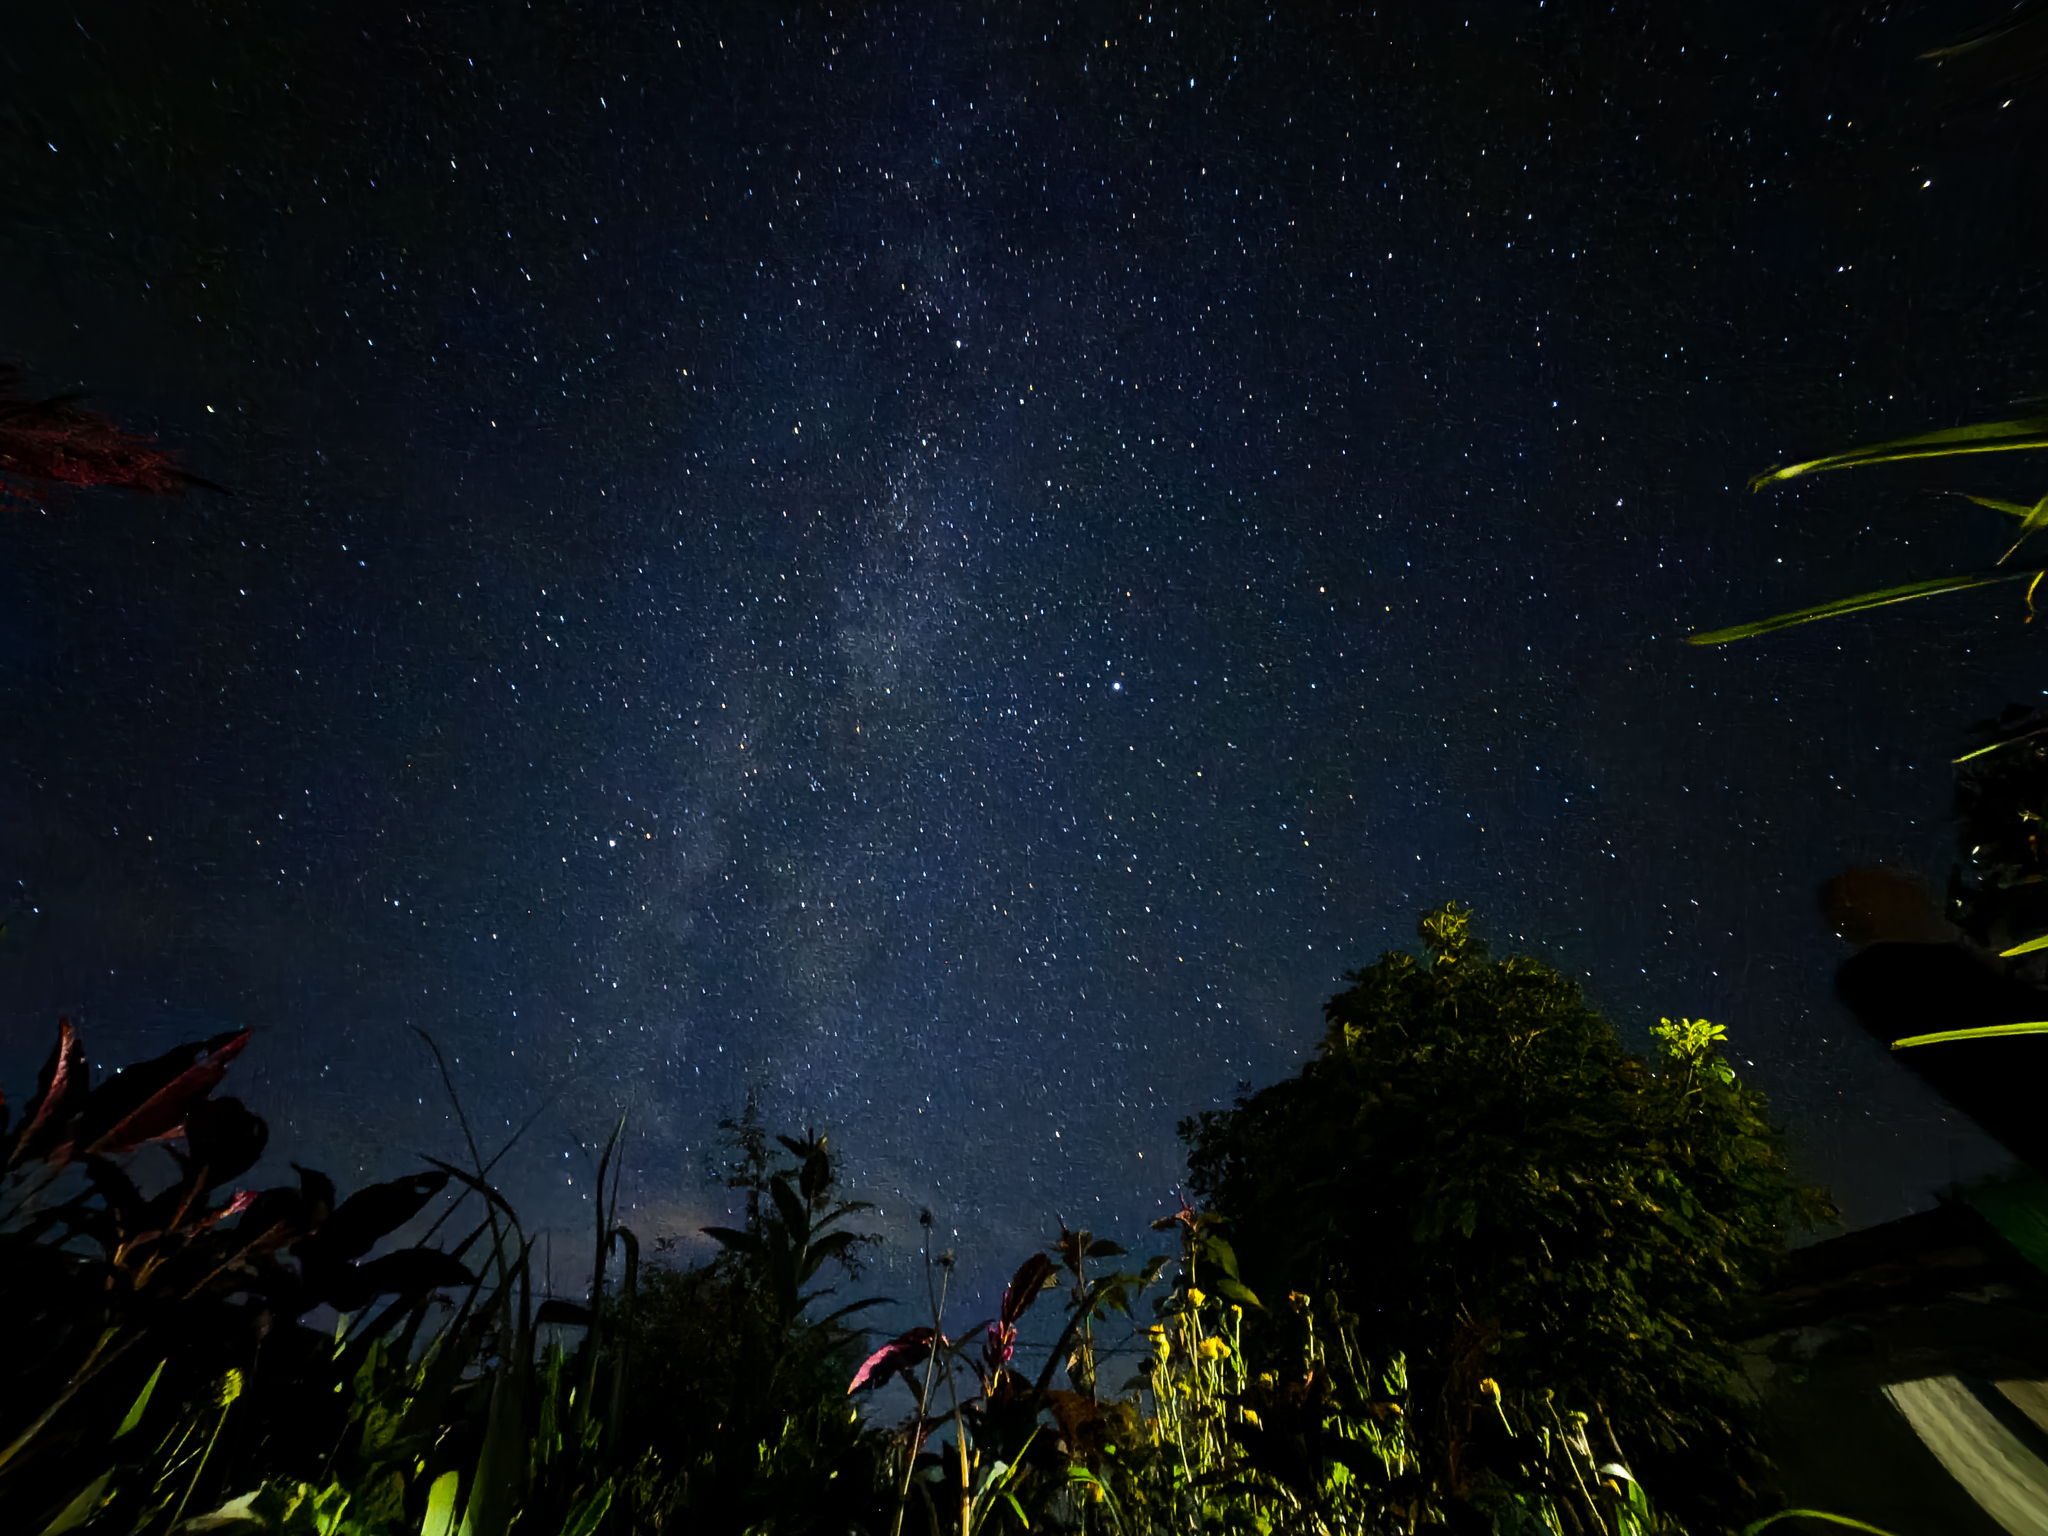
[1181, 904, 1833, 1530]
[613, 1098, 893, 1533]
[0, 364, 225, 505]
[0, 1020, 479, 1532]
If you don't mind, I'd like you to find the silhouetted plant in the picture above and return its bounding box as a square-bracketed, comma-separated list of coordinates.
[1182, 905, 1832, 1531]
[615, 1097, 893, 1534]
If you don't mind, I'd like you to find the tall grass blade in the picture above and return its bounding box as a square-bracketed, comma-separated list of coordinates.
[2000, 934, 2048, 958]
[1750, 416, 2048, 489]
[460, 1241, 534, 1536]
[1686, 570, 2037, 645]
[1891, 1023, 2048, 1050]
[113, 1359, 164, 1440]
[34, 1472, 110, 1536]
[420, 1469, 461, 1536]
[1954, 724, 2048, 764]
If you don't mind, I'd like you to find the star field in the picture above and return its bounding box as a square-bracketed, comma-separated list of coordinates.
[3, 1, 2046, 1317]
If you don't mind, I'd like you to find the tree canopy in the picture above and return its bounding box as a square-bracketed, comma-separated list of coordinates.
[1181, 904, 1834, 1525]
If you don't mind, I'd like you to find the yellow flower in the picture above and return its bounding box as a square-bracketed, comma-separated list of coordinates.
[1185, 1287, 1207, 1308]
[1197, 1337, 1230, 1362]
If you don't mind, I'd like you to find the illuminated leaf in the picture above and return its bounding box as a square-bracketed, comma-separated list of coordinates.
[1748, 415, 2048, 490]
[1686, 570, 2038, 645]
[1890, 1022, 2048, 1050]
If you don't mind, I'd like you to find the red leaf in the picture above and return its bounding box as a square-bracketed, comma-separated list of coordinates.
[0, 367, 226, 503]
[61, 1030, 250, 1164]
[849, 1326, 942, 1394]
[11, 1018, 82, 1165]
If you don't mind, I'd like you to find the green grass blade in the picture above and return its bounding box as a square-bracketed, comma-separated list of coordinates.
[1954, 724, 2048, 764]
[2001, 934, 2048, 958]
[1892, 1022, 2048, 1050]
[113, 1359, 164, 1441]
[35, 1472, 111, 1536]
[1750, 416, 2048, 489]
[1686, 570, 2036, 645]
[1743, 1511, 1904, 1536]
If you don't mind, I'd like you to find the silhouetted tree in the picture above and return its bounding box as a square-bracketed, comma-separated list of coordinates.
[1182, 904, 1833, 1529]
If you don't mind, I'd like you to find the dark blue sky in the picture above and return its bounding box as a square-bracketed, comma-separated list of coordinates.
[4, 0, 2045, 1324]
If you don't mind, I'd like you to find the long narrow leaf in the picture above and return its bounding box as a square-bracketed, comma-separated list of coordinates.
[1891, 1022, 2048, 1050]
[1742, 1511, 1903, 1536]
[2001, 934, 2048, 958]
[421, 1470, 461, 1536]
[1954, 724, 2048, 764]
[1750, 415, 2048, 489]
[1686, 569, 2037, 645]
[113, 1359, 164, 1440]
[35, 1472, 111, 1536]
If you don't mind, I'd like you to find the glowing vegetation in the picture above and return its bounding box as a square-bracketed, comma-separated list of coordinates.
[1688, 414, 2048, 645]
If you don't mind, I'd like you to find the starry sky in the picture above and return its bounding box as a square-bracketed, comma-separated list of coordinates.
[4, 0, 2047, 1323]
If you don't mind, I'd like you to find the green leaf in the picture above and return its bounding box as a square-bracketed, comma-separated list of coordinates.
[36, 1472, 110, 1536]
[1201, 1234, 1242, 1280]
[2001, 934, 2048, 958]
[699, 1225, 763, 1256]
[1686, 569, 2039, 645]
[1891, 1022, 2048, 1050]
[1211, 1274, 1263, 1309]
[114, 1359, 164, 1441]
[1748, 415, 2048, 489]
[458, 1246, 533, 1536]
[558, 1481, 613, 1536]
[420, 1470, 461, 1536]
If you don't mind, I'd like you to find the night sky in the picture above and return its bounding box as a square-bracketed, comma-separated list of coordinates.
[4, 1, 2047, 1323]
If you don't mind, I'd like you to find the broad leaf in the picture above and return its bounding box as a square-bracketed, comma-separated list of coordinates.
[315, 1247, 476, 1313]
[69, 1028, 251, 1163]
[295, 1170, 451, 1269]
[848, 1326, 942, 1393]
[1001, 1251, 1057, 1326]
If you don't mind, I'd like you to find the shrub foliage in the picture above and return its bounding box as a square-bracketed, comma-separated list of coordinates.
[1181, 904, 1835, 1527]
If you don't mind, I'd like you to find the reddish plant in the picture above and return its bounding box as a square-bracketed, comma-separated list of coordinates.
[0, 365, 225, 507]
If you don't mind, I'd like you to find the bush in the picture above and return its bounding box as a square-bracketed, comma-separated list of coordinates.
[1181, 904, 1834, 1530]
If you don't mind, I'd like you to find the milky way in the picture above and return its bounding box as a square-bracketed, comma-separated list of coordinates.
[3, 2, 2045, 1323]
